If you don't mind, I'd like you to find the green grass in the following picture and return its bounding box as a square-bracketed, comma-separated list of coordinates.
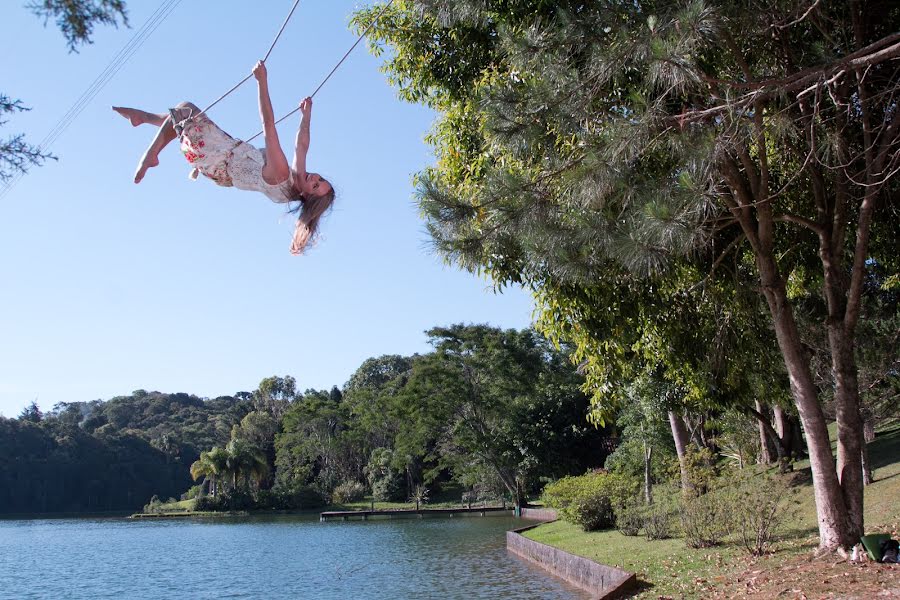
[136, 482, 505, 516]
[141, 498, 197, 514]
[525, 424, 900, 599]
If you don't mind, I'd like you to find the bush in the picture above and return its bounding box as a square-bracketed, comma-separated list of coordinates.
[680, 490, 732, 548]
[143, 495, 163, 514]
[182, 485, 203, 500]
[332, 481, 367, 504]
[614, 499, 644, 536]
[365, 448, 406, 502]
[683, 447, 718, 497]
[262, 485, 326, 510]
[643, 501, 677, 540]
[729, 471, 797, 556]
[543, 472, 640, 532]
[194, 488, 255, 511]
[569, 491, 615, 531]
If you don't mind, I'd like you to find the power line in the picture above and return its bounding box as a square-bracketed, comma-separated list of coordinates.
[0, 0, 183, 200]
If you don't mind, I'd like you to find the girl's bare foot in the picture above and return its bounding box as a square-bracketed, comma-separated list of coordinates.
[133, 153, 160, 183]
[113, 106, 164, 127]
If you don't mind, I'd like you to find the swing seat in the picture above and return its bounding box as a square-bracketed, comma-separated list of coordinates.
[860, 533, 892, 561]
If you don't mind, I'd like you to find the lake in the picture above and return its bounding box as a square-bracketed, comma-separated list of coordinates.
[0, 514, 588, 599]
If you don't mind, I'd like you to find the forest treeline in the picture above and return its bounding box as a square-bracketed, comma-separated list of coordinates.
[0, 392, 249, 513]
[0, 325, 610, 514]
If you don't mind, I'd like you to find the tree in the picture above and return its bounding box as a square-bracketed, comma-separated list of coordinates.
[356, 0, 900, 550]
[274, 389, 358, 496]
[343, 354, 415, 453]
[18, 400, 43, 423]
[396, 324, 607, 507]
[225, 438, 269, 492]
[252, 376, 297, 419]
[190, 446, 229, 497]
[2, 1, 129, 181]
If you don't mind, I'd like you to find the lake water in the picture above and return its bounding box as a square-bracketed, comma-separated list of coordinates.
[0, 514, 588, 599]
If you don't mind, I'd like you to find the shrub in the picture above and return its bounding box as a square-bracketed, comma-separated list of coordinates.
[182, 485, 203, 500]
[680, 490, 732, 548]
[195, 488, 256, 511]
[410, 485, 429, 509]
[265, 485, 326, 510]
[614, 499, 644, 536]
[543, 472, 640, 532]
[365, 448, 406, 502]
[729, 471, 797, 556]
[143, 495, 163, 514]
[643, 501, 677, 540]
[332, 481, 367, 504]
[683, 447, 718, 497]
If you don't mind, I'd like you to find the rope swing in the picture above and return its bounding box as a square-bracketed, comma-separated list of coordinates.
[194, 0, 395, 142]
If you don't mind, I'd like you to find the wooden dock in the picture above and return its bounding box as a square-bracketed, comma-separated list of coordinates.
[320, 506, 511, 522]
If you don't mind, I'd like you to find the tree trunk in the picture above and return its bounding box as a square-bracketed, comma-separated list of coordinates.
[773, 406, 798, 458]
[862, 418, 875, 485]
[643, 443, 653, 504]
[668, 411, 692, 496]
[755, 253, 855, 550]
[755, 401, 776, 464]
[829, 316, 865, 539]
[747, 404, 789, 471]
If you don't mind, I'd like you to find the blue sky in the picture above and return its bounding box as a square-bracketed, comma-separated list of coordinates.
[0, 1, 534, 417]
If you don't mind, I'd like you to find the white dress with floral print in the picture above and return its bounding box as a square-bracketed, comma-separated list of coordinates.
[179, 114, 292, 204]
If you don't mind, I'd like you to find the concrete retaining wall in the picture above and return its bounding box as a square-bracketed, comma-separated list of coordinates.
[507, 523, 635, 599]
[519, 507, 558, 521]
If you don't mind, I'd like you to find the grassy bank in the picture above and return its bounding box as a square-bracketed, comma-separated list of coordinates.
[133, 482, 508, 517]
[526, 425, 900, 599]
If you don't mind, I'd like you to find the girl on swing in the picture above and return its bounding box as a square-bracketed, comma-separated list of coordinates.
[113, 61, 334, 255]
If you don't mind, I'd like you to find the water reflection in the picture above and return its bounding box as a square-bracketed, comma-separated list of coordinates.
[0, 514, 587, 600]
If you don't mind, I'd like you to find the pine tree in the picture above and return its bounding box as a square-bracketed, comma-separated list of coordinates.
[357, 0, 900, 550]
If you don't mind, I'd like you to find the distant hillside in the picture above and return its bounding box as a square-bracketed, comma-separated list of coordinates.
[0, 391, 251, 514]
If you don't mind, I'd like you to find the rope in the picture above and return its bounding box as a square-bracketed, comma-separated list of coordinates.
[244, 0, 395, 143]
[192, 0, 303, 121]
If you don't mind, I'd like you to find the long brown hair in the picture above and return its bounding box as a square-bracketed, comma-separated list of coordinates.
[288, 181, 335, 255]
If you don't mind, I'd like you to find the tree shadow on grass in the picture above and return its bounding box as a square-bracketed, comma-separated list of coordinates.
[869, 425, 900, 470]
[623, 578, 653, 598]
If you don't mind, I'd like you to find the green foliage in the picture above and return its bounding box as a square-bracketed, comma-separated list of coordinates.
[0, 415, 190, 513]
[410, 484, 429, 507]
[642, 500, 677, 541]
[682, 447, 718, 497]
[393, 325, 609, 506]
[355, 0, 900, 551]
[728, 471, 798, 556]
[614, 498, 645, 536]
[182, 485, 203, 501]
[543, 472, 640, 532]
[18, 401, 43, 423]
[679, 491, 731, 549]
[3, 327, 611, 515]
[27, 0, 128, 51]
[332, 481, 367, 505]
[3, 2, 129, 182]
[365, 447, 406, 502]
[717, 409, 762, 469]
[259, 486, 325, 511]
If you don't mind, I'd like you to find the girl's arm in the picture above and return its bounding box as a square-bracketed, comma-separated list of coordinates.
[253, 61, 290, 185]
[291, 97, 312, 181]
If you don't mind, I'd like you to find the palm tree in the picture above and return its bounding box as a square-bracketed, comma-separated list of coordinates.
[190, 446, 229, 497]
[225, 439, 269, 492]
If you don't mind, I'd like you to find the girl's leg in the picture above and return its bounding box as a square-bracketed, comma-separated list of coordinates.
[132, 102, 199, 184]
[133, 115, 176, 183]
[112, 106, 167, 127]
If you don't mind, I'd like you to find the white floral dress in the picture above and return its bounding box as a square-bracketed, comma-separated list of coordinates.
[179, 114, 292, 204]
